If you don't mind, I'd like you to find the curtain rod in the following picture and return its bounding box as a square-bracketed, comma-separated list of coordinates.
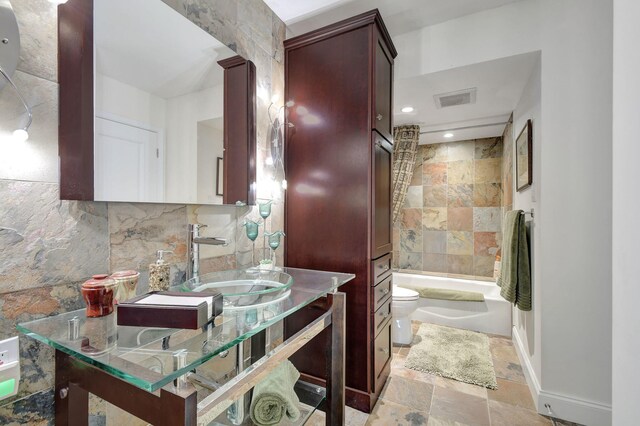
[419, 121, 509, 134]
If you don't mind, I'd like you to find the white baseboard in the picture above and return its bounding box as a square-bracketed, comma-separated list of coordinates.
[511, 326, 542, 399]
[512, 326, 612, 426]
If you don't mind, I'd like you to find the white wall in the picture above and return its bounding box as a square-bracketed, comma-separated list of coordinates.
[536, 2, 612, 423]
[197, 123, 224, 204]
[164, 84, 223, 203]
[511, 54, 542, 389]
[95, 73, 166, 129]
[612, 0, 640, 424]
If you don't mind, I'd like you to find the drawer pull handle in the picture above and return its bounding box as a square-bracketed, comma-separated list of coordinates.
[381, 312, 389, 319]
[381, 288, 390, 295]
[380, 347, 390, 355]
[376, 114, 383, 121]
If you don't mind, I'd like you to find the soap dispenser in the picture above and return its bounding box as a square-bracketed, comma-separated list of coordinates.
[149, 250, 172, 292]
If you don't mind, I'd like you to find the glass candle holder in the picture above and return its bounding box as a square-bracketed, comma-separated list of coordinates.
[258, 200, 273, 219]
[264, 231, 285, 266]
[242, 220, 260, 241]
[242, 220, 260, 265]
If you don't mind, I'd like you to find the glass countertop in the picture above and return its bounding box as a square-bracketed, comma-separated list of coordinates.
[17, 267, 354, 392]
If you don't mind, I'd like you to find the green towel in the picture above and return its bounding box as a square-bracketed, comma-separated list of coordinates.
[398, 286, 484, 302]
[497, 210, 531, 311]
[250, 360, 301, 425]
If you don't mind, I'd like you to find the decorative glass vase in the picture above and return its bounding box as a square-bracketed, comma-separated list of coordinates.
[258, 200, 273, 219]
[242, 220, 260, 265]
[264, 231, 285, 266]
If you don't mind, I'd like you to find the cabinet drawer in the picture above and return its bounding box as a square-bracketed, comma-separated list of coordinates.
[373, 298, 392, 336]
[372, 253, 392, 284]
[373, 274, 392, 311]
[373, 321, 391, 393]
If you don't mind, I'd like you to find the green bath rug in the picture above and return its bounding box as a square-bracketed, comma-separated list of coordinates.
[405, 323, 497, 389]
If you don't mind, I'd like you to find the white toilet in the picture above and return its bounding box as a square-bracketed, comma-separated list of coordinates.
[391, 285, 420, 345]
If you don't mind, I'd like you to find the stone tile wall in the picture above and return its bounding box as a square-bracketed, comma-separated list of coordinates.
[393, 138, 503, 279]
[0, 0, 285, 423]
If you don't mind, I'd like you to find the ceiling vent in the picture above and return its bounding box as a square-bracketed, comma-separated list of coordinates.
[434, 88, 477, 109]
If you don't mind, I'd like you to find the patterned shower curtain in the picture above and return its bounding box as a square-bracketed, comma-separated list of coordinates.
[392, 125, 420, 224]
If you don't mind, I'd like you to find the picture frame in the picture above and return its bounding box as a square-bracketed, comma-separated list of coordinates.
[216, 157, 224, 196]
[516, 119, 532, 191]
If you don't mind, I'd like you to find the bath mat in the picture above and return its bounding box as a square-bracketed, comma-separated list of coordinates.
[405, 323, 497, 389]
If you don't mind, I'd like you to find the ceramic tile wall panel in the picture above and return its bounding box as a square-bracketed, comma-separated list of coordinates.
[108, 203, 188, 284]
[0, 180, 109, 294]
[0, 389, 54, 425]
[0, 283, 85, 415]
[397, 138, 504, 279]
[12, 0, 58, 82]
[0, 0, 286, 422]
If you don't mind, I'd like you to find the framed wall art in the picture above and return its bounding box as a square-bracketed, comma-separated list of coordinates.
[516, 119, 532, 191]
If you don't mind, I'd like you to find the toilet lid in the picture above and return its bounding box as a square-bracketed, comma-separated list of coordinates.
[393, 286, 419, 301]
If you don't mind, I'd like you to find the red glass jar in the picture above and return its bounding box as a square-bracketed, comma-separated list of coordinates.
[81, 274, 117, 317]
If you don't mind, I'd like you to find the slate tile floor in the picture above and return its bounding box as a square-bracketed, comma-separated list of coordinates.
[308, 321, 581, 426]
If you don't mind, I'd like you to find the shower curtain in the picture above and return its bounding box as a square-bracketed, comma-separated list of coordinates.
[392, 125, 420, 224]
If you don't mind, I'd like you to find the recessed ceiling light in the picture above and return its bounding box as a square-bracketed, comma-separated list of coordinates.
[443, 133, 454, 138]
[401, 106, 414, 113]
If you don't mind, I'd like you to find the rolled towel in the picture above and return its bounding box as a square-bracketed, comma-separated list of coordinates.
[399, 285, 484, 302]
[250, 360, 301, 425]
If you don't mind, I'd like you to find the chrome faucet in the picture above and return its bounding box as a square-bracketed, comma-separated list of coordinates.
[187, 224, 228, 281]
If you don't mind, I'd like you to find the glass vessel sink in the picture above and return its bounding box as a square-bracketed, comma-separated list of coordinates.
[176, 269, 294, 310]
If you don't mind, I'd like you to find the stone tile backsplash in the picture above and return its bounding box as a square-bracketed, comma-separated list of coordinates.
[0, 180, 109, 294]
[394, 138, 504, 279]
[108, 203, 188, 280]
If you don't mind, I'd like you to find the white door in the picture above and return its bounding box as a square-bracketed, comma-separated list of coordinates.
[95, 117, 163, 202]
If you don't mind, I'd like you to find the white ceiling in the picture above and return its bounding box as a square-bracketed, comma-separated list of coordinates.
[265, 0, 536, 145]
[395, 52, 540, 144]
[265, 0, 523, 36]
[95, 0, 235, 99]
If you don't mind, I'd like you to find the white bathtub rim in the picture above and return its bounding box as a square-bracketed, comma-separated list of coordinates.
[392, 272, 504, 301]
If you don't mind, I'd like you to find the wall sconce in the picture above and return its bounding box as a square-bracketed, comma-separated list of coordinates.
[0, 66, 32, 142]
[0, 0, 32, 142]
[267, 101, 293, 196]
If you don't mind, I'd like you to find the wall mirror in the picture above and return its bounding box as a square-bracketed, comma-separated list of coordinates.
[58, 0, 256, 205]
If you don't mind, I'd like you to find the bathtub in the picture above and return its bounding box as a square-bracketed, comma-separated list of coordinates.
[393, 272, 512, 337]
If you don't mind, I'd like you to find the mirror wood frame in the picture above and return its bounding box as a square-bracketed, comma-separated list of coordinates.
[57, 0, 256, 205]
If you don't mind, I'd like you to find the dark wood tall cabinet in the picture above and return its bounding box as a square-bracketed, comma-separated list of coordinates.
[283, 10, 397, 412]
